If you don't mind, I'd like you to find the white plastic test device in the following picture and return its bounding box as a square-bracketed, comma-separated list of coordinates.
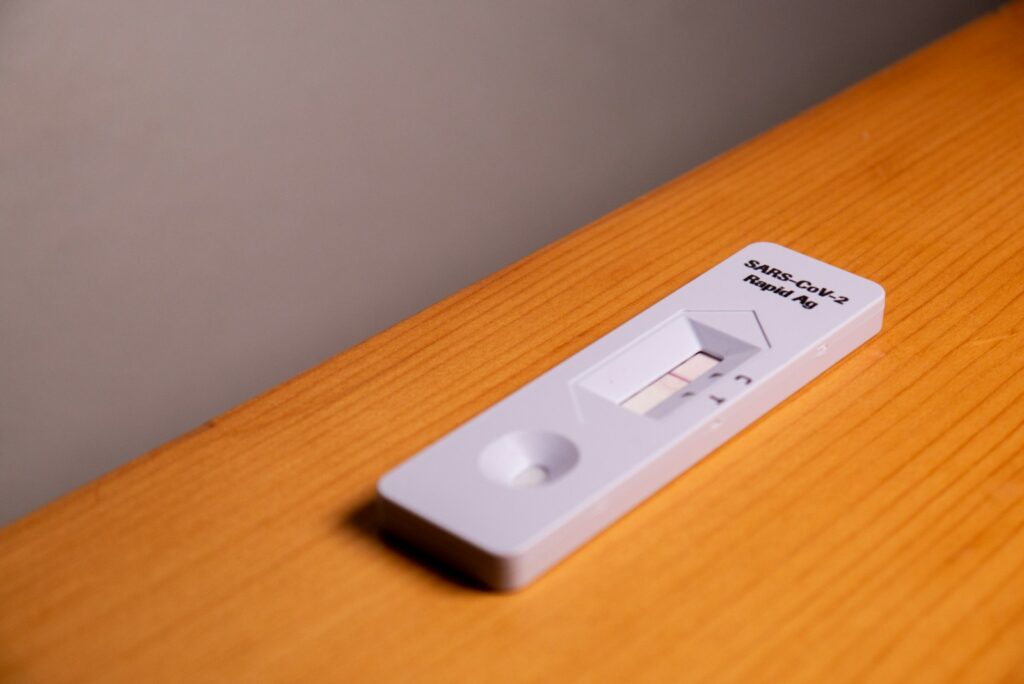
[378, 242, 885, 589]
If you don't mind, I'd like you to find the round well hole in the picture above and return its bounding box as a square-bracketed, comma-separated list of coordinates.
[479, 431, 579, 489]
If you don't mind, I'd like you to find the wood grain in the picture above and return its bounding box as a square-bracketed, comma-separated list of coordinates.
[3, 5, 1024, 682]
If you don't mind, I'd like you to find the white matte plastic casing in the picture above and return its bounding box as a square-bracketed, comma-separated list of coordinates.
[378, 243, 885, 590]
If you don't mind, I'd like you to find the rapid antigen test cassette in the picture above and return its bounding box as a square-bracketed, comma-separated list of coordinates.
[378, 242, 885, 589]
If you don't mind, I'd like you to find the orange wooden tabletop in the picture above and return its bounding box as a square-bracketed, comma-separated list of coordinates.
[4, 5, 1024, 683]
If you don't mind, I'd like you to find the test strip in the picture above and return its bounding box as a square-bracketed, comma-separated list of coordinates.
[670, 351, 721, 381]
[621, 374, 687, 415]
[620, 351, 725, 416]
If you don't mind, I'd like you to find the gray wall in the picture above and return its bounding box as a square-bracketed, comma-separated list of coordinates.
[0, 0, 998, 525]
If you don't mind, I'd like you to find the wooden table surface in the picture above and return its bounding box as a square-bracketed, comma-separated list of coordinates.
[4, 5, 1024, 683]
